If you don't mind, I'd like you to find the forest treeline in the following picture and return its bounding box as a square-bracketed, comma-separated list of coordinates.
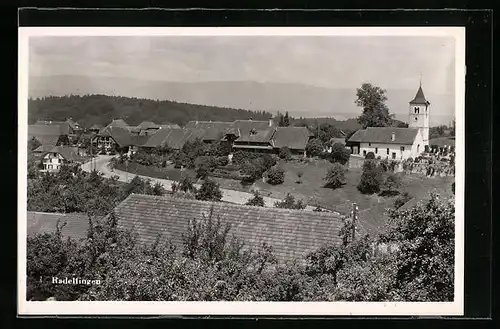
[28, 95, 274, 128]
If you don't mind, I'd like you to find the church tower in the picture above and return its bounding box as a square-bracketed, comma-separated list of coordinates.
[408, 82, 430, 146]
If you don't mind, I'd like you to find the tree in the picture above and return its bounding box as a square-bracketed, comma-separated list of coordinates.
[195, 179, 223, 202]
[355, 83, 393, 128]
[279, 147, 292, 160]
[261, 154, 278, 171]
[267, 166, 285, 185]
[380, 173, 402, 196]
[394, 191, 412, 209]
[365, 151, 375, 159]
[179, 175, 196, 193]
[296, 171, 304, 184]
[357, 160, 383, 194]
[306, 138, 324, 157]
[150, 182, 166, 196]
[329, 143, 351, 165]
[324, 163, 346, 189]
[246, 190, 265, 207]
[283, 111, 290, 127]
[240, 158, 265, 183]
[28, 137, 42, 151]
[383, 193, 455, 301]
[274, 193, 306, 210]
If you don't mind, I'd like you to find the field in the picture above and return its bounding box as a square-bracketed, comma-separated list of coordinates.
[115, 157, 454, 235]
[211, 158, 455, 235]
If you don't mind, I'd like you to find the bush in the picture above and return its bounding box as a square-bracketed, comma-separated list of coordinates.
[232, 150, 255, 165]
[306, 138, 324, 157]
[394, 191, 412, 209]
[380, 173, 402, 196]
[240, 158, 265, 183]
[262, 154, 278, 171]
[329, 143, 351, 165]
[246, 190, 265, 207]
[274, 193, 306, 210]
[195, 179, 223, 202]
[278, 147, 292, 160]
[216, 156, 229, 167]
[267, 166, 285, 185]
[365, 151, 375, 159]
[357, 160, 383, 194]
[179, 175, 195, 193]
[379, 158, 390, 172]
[324, 163, 346, 189]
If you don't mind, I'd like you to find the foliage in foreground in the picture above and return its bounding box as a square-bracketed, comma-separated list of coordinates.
[27, 193, 454, 302]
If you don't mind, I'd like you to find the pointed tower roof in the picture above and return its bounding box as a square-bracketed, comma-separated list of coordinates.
[410, 85, 430, 105]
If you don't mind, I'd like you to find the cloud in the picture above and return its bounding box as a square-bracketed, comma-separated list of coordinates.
[29, 35, 456, 94]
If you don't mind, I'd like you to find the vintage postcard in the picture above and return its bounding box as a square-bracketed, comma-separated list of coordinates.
[18, 26, 465, 316]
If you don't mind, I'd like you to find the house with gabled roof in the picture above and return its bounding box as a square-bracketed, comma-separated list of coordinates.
[347, 84, 431, 160]
[113, 193, 345, 263]
[39, 145, 82, 172]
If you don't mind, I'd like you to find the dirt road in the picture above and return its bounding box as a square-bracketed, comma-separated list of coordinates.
[81, 155, 319, 211]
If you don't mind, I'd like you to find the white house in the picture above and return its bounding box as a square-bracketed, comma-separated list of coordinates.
[347, 127, 424, 160]
[347, 83, 430, 161]
[41, 146, 80, 172]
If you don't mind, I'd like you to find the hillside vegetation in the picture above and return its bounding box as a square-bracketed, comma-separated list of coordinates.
[28, 95, 274, 128]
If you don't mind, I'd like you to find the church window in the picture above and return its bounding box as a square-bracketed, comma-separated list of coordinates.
[414, 117, 418, 121]
[375, 147, 378, 154]
[400, 146, 405, 152]
[386, 148, 389, 155]
[414, 107, 420, 114]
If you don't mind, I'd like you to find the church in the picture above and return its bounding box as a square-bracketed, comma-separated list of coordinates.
[347, 84, 430, 161]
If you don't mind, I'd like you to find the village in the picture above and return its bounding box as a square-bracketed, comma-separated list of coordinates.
[27, 82, 455, 253]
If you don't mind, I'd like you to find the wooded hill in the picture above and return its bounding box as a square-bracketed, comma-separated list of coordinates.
[28, 95, 274, 128]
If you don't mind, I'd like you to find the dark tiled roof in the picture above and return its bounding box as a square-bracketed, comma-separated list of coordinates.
[27, 211, 89, 240]
[42, 146, 79, 161]
[234, 128, 275, 144]
[107, 119, 129, 128]
[96, 126, 133, 147]
[409, 85, 430, 105]
[347, 127, 420, 145]
[272, 127, 310, 150]
[159, 124, 181, 129]
[33, 144, 56, 153]
[137, 121, 160, 129]
[33, 121, 71, 135]
[113, 194, 344, 263]
[29, 134, 60, 147]
[232, 120, 274, 133]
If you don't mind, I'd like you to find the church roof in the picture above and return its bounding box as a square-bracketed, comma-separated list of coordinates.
[410, 85, 430, 105]
[347, 127, 420, 145]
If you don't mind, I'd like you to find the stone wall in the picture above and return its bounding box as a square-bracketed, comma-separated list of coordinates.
[348, 155, 455, 177]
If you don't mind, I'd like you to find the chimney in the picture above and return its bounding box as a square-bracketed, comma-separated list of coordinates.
[391, 132, 395, 141]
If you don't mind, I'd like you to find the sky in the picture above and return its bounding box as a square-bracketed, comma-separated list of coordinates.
[29, 35, 457, 120]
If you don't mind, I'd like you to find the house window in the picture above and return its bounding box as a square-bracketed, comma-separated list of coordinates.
[400, 146, 405, 152]
[363, 150, 367, 156]
[48, 165, 53, 170]
[392, 152, 396, 159]
[386, 148, 389, 155]
[375, 147, 378, 154]
[368, 143, 371, 146]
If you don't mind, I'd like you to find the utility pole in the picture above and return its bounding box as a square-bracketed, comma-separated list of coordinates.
[352, 202, 358, 241]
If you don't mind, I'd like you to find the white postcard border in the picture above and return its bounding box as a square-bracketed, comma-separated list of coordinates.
[18, 26, 465, 316]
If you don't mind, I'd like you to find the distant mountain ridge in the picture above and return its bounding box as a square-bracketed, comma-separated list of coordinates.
[29, 75, 455, 126]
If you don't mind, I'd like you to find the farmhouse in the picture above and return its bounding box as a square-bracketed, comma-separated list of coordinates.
[39, 145, 81, 172]
[347, 84, 431, 160]
[347, 127, 424, 160]
[91, 126, 149, 155]
[112, 193, 345, 263]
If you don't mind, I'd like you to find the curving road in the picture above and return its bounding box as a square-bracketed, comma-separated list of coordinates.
[81, 155, 319, 211]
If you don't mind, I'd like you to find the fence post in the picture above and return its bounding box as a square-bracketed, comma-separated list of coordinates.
[352, 202, 358, 241]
